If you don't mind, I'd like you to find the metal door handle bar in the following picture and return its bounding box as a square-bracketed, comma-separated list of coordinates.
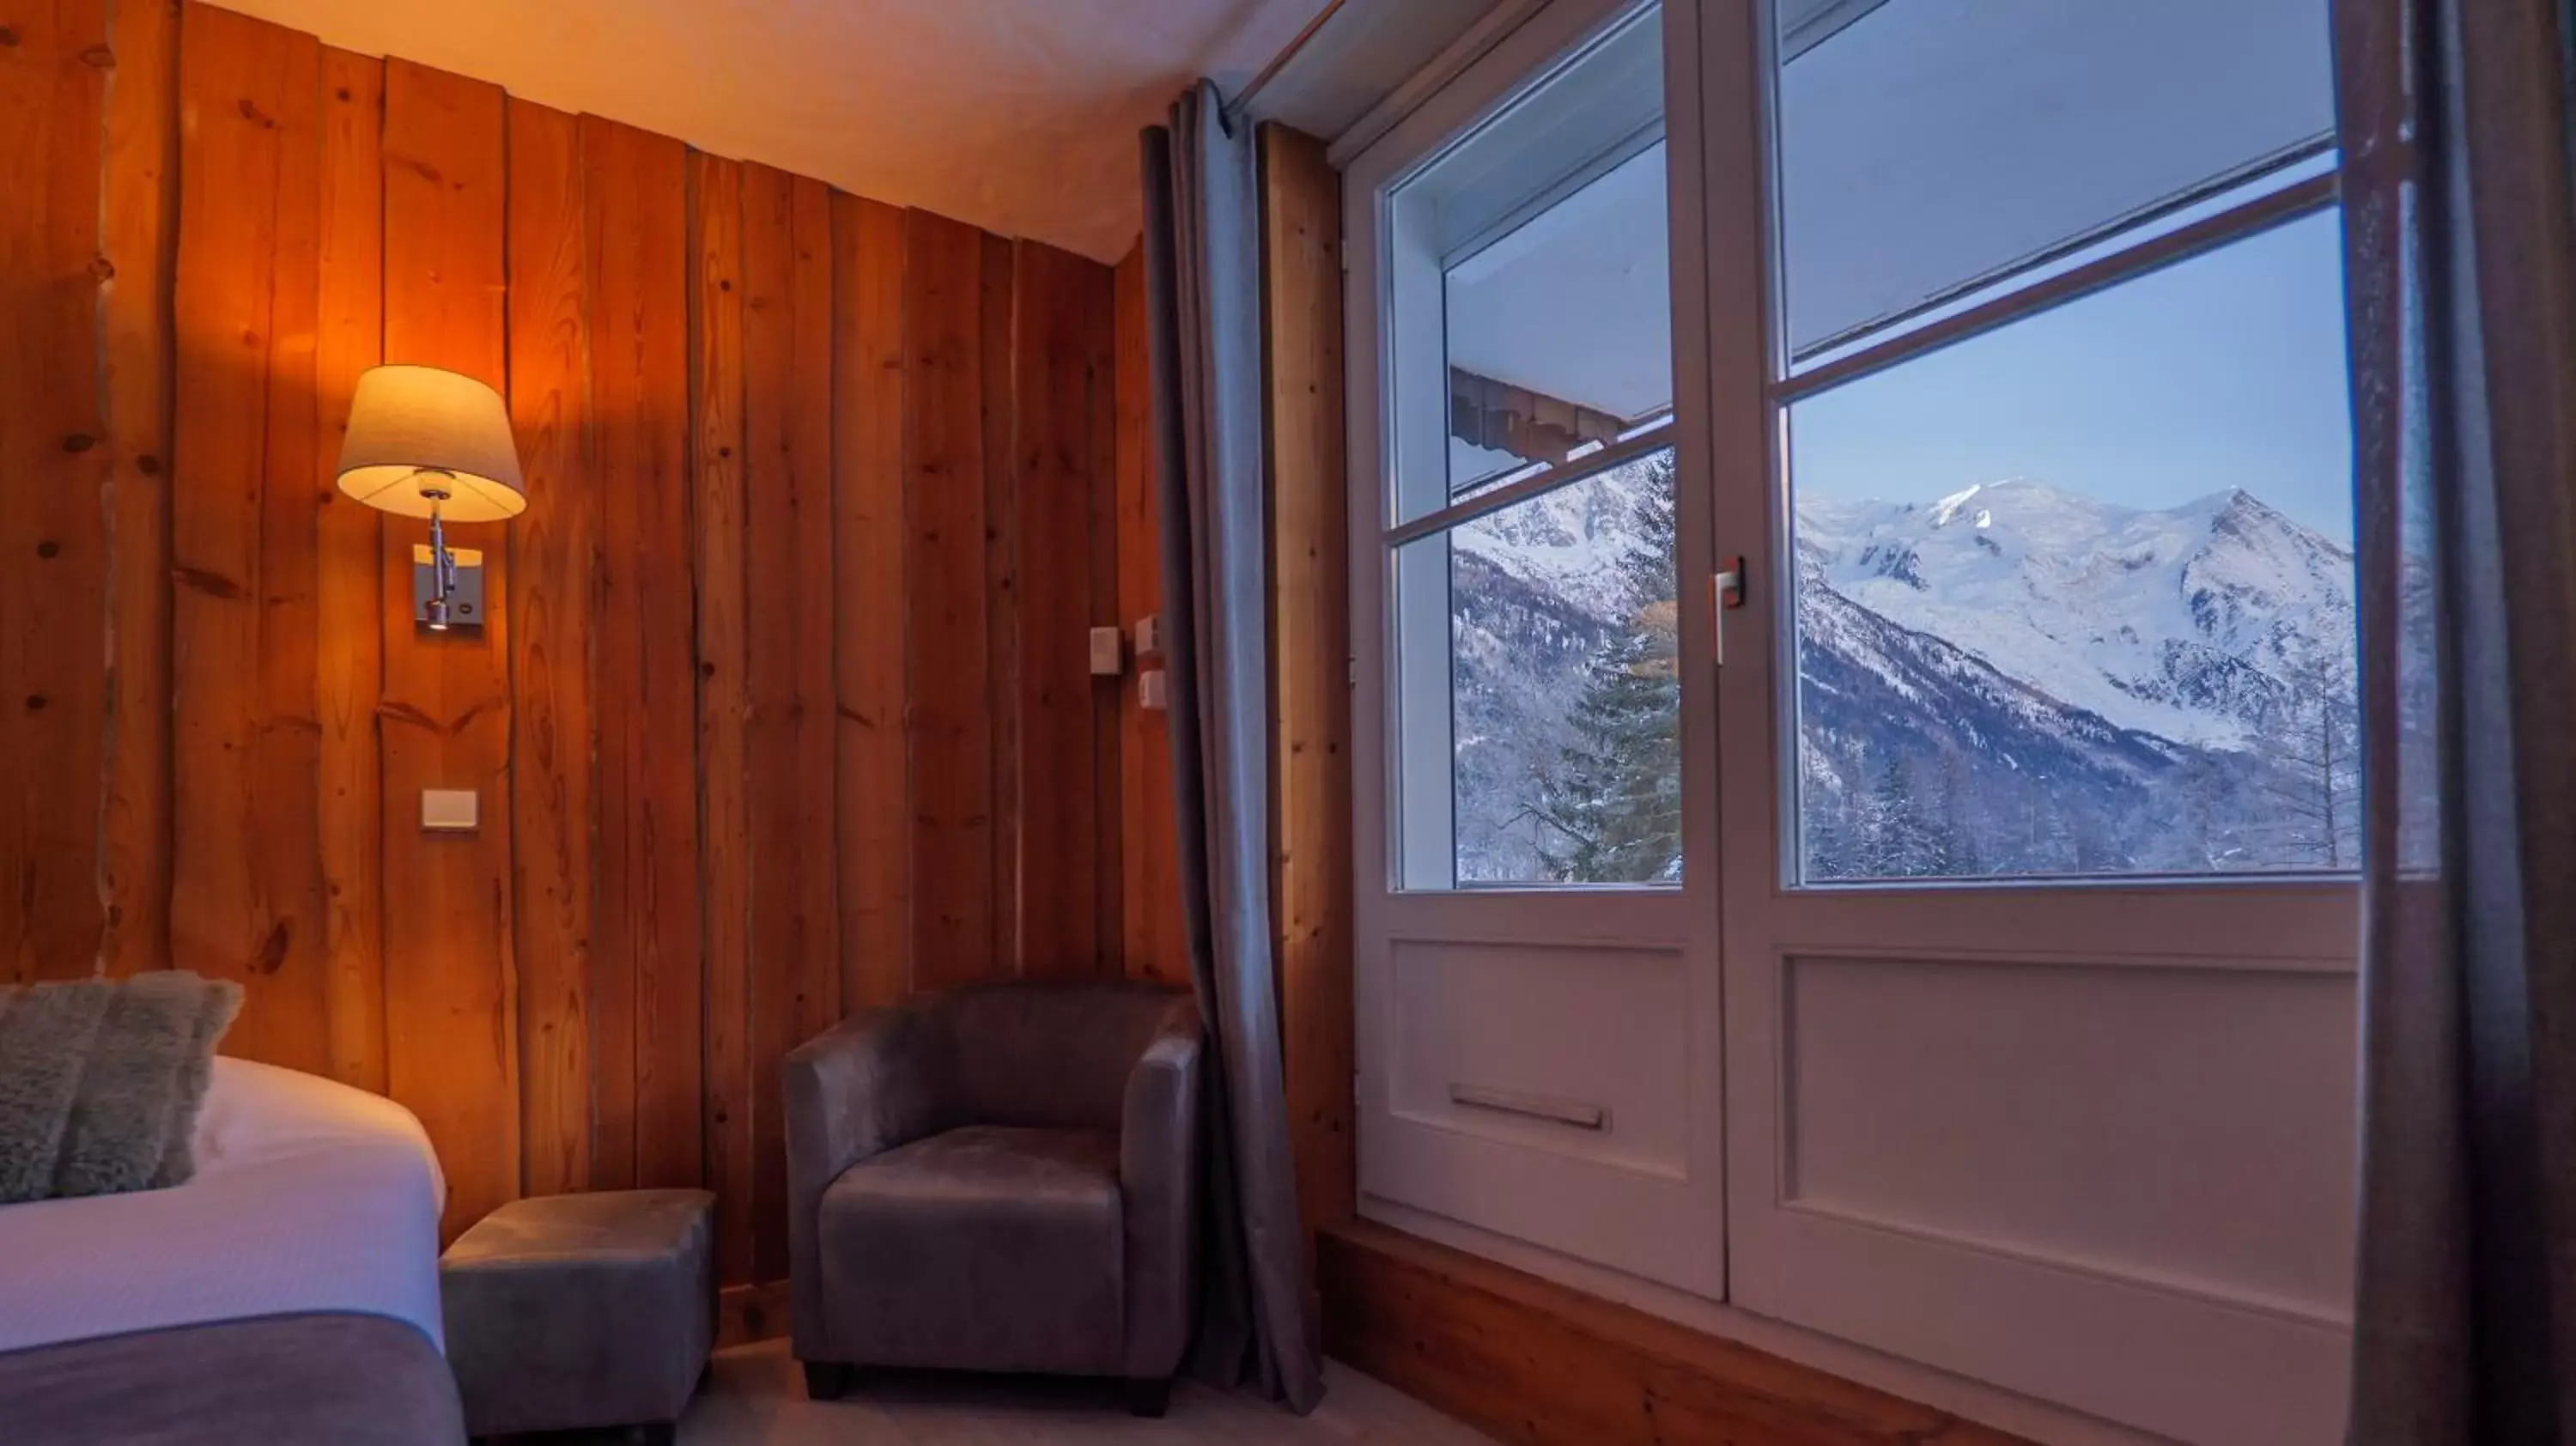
[1448, 1083, 1609, 1132]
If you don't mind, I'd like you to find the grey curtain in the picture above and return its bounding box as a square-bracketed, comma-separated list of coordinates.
[2342, 0, 2576, 1439]
[1139, 82, 1327, 1413]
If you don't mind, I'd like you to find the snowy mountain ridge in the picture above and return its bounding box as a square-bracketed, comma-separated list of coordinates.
[1447, 464, 2360, 881]
[1798, 478, 2356, 750]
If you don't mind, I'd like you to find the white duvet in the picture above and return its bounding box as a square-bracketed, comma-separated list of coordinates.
[0, 1057, 447, 1355]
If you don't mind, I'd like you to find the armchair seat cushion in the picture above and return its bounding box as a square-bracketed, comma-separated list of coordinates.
[818, 1125, 1123, 1374]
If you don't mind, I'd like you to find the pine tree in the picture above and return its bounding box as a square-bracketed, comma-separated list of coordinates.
[1535, 456, 1682, 883]
[2256, 650, 2362, 868]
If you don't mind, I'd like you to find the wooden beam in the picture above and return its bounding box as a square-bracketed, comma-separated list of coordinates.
[505, 94, 591, 1198]
[902, 209, 994, 991]
[1085, 256, 1123, 979]
[584, 116, 701, 1193]
[170, 3, 330, 1065]
[1320, 1221, 2034, 1446]
[982, 231, 1020, 975]
[100, 0, 179, 981]
[0, 0, 111, 984]
[742, 162, 839, 1281]
[1012, 241, 1108, 979]
[690, 149, 755, 1281]
[315, 43, 386, 1089]
[831, 191, 911, 1012]
[380, 55, 518, 1239]
[1260, 123, 1356, 1256]
[1112, 246, 1182, 986]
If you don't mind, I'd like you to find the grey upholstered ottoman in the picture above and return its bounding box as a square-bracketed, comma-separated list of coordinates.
[440, 1188, 715, 1444]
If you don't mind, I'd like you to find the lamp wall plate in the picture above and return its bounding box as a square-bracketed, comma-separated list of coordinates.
[411, 544, 486, 628]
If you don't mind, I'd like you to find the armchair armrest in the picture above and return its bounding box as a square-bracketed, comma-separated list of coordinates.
[1118, 996, 1203, 1378]
[781, 1006, 942, 1356]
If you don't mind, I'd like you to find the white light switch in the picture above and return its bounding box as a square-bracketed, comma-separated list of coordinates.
[1133, 613, 1163, 658]
[1089, 625, 1126, 677]
[421, 788, 478, 833]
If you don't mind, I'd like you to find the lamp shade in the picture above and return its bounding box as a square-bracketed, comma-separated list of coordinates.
[335, 364, 526, 521]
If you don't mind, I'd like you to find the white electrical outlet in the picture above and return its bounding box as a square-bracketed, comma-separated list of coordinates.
[1133, 612, 1163, 657]
[1088, 625, 1125, 677]
[1139, 669, 1169, 712]
[421, 788, 478, 833]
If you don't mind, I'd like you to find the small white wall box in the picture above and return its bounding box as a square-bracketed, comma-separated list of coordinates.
[421, 788, 478, 833]
[1088, 625, 1125, 677]
[1139, 669, 1170, 712]
[1133, 612, 1163, 658]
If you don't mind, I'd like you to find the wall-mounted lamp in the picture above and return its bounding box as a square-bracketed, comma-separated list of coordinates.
[335, 364, 526, 630]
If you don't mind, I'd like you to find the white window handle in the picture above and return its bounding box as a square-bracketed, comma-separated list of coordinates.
[1711, 556, 1747, 665]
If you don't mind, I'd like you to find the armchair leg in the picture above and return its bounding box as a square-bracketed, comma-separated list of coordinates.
[802, 1360, 853, 1400]
[1123, 1376, 1172, 1418]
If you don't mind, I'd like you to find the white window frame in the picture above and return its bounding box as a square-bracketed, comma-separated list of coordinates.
[1344, 0, 1728, 1299]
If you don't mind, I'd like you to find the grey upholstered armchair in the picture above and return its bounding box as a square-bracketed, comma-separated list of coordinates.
[781, 980, 1202, 1415]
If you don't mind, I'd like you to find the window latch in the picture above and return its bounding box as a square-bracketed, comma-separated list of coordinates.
[1711, 558, 1747, 666]
[1714, 557, 1747, 610]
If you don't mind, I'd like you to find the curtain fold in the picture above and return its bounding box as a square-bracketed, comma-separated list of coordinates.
[2343, 0, 2576, 1439]
[1139, 82, 1327, 1413]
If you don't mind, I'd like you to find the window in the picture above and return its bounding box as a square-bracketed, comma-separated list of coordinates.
[1771, 0, 2358, 884]
[1382, 5, 1676, 889]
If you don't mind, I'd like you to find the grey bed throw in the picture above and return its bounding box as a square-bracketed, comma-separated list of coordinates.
[0, 972, 242, 1202]
[0, 1311, 465, 1446]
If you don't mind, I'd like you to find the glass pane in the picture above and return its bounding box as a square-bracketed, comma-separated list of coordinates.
[1445, 142, 1673, 499]
[1404, 448, 1680, 886]
[1777, 0, 2335, 356]
[1789, 213, 2359, 882]
[1382, 4, 1668, 524]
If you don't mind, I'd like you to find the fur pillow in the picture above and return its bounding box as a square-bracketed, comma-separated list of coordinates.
[0, 973, 244, 1204]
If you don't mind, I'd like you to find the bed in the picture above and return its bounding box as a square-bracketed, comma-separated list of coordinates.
[0, 1057, 465, 1444]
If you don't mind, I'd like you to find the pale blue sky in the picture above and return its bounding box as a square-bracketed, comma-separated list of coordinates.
[1789, 209, 2357, 544]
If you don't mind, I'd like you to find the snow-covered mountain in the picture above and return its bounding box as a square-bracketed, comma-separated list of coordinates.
[1448, 468, 2360, 883]
[1798, 479, 2357, 751]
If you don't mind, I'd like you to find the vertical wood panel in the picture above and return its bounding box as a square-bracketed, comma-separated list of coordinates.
[586, 117, 702, 1191]
[904, 209, 993, 989]
[252, 3, 324, 1066]
[1086, 261, 1123, 977]
[742, 163, 838, 1281]
[1261, 124, 1356, 1250]
[1012, 241, 1106, 978]
[381, 56, 517, 1236]
[315, 45, 384, 1090]
[982, 233, 1020, 974]
[787, 174, 841, 1048]
[832, 191, 911, 1012]
[1114, 246, 1182, 985]
[0, 0, 110, 983]
[690, 151, 755, 1279]
[100, 0, 179, 981]
[507, 96, 591, 1196]
[171, 5, 329, 1062]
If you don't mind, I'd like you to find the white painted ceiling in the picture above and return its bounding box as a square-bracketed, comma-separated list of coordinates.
[213, 0, 1334, 261]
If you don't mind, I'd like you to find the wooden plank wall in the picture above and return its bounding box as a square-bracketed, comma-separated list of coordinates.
[1113, 247, 1187, 987]
[1260, 124, 1357, 1259]
[3, 0, 1133, 1280]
